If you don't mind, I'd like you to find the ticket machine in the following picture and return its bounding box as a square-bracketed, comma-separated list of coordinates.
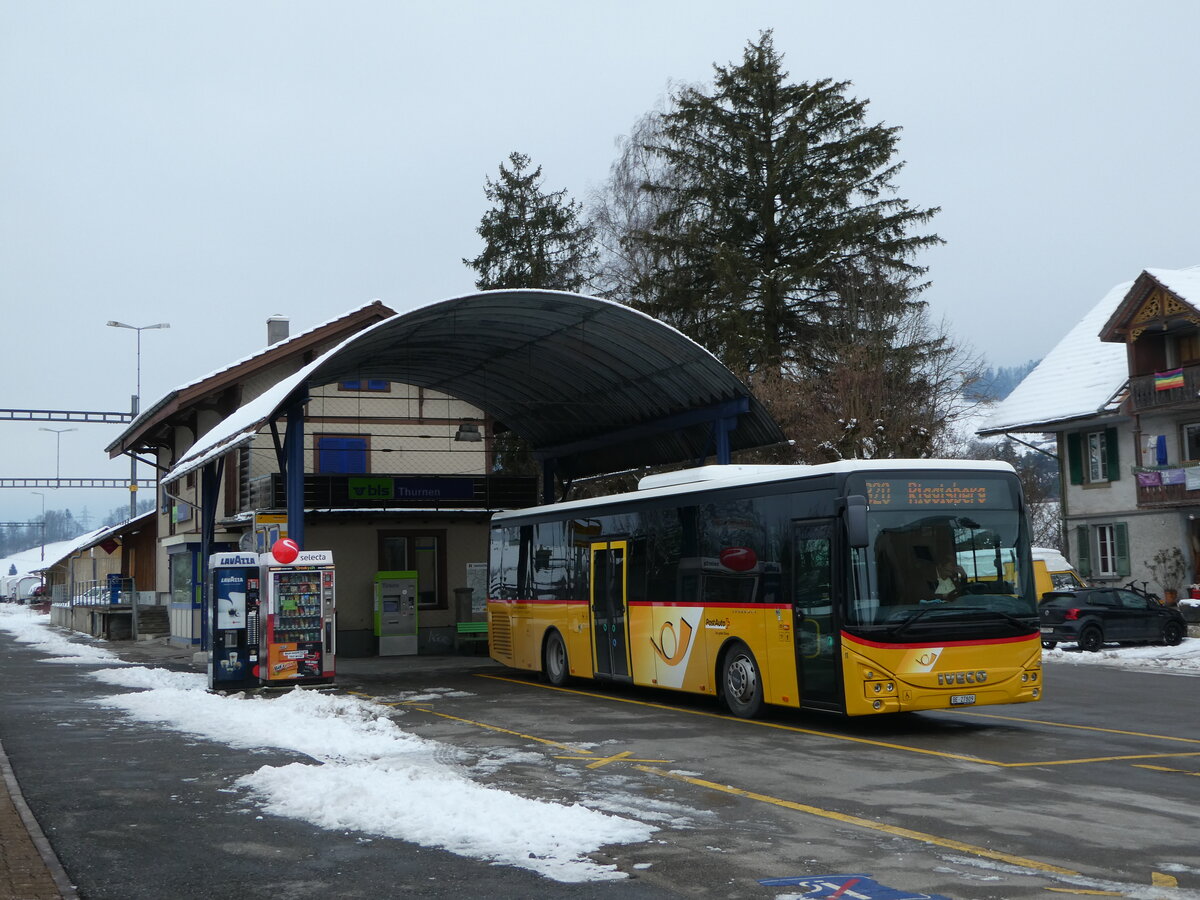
[375, 571, 418, 656]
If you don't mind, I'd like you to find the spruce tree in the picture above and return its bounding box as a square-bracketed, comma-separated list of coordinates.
[464, 152, 597, 292]
[594, 32, 965, 460]
[464, 153, 598, 480]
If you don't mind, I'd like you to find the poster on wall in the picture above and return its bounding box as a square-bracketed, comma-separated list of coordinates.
[466, 562, 487, 613]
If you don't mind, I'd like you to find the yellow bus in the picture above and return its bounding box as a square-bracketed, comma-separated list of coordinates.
[487, 460, 1042, 717]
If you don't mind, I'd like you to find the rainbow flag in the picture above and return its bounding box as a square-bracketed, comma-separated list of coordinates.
[1155, 368, 1184, 391]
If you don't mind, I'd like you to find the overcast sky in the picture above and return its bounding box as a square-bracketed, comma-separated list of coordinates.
[2, 1, 1197, 521]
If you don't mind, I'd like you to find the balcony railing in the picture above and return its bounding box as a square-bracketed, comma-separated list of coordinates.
[1129, 364, 1200, 411]
[1134, 465, 1200, 508]
[246, 473, 538, 513]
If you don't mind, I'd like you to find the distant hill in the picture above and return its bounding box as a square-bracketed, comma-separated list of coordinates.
[970, 360, 1040, 401]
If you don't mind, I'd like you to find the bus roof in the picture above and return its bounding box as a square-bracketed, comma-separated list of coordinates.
[493, 458, 1018, 522]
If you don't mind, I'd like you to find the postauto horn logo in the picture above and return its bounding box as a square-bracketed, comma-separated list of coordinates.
[651, 618, 693, 666]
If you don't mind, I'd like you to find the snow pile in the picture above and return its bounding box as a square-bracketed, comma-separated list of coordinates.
[1041, 637, 1200, 675]
[0, 605, 131, 665]
[0, 603, 654, 882]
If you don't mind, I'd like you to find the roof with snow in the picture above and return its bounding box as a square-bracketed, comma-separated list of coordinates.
[163, 289, 786, 485]
[106, 301, 396, 457]
[977, 279, 1133, 435]
[1099, 267, 1200, 342]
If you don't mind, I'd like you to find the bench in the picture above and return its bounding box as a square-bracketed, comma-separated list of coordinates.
[455, 620, 488, 653]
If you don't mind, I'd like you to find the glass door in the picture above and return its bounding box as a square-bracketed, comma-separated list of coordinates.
[590, 541, 629, 678]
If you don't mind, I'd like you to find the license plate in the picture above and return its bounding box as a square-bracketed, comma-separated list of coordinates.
[950, 694, 976, 706]
[1039, 626, 1054, 633]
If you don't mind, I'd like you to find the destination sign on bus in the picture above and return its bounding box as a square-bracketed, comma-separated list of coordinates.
[854, 477, 1012, 509]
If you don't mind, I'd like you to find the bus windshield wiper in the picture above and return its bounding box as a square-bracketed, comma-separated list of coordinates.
[952, 606, 1037, 633]
[887, 606, 946, 638]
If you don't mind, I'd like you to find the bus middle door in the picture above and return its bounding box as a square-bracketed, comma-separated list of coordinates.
[793, 520, 840, 707]
[590, 541, 630, 678]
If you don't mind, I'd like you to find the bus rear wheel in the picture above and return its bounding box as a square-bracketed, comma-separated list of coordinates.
[542, 630, 569, 686]
[721, 643, 764, 719]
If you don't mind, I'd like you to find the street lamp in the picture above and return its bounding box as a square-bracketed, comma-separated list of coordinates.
[106, 320, 170, 409]
[107, 320, 170, 519]
[38, 427, 77, 485]
[31, 491, 45, 562]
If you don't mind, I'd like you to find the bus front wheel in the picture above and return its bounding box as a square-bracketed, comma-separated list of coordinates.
[721, 643, 764, 718]
[542, 630, 569, 686]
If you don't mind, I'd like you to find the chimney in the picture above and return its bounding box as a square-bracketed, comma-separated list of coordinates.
[267, 315, 289, 346]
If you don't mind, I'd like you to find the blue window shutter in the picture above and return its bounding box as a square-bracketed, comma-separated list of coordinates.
[318, 437, 368, 474]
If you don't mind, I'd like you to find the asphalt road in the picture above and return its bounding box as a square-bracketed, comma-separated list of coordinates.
[2, 629, 1198, 900]
[341, 657, 1200, 899]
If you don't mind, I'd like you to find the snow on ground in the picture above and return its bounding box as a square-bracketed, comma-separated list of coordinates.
[0, 604, 655, 882]
[1041, 635, 1200, 676]
[3, 603, 1199, 882]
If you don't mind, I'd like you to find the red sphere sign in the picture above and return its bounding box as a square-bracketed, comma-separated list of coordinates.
[720, 547, 757, 572]
[271, 538, 300, 564]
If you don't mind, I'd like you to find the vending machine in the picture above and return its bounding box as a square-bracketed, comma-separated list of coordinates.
[207, 552, 262, 692]
[374, 571, 418, 656]
[260, 549, 336, 686]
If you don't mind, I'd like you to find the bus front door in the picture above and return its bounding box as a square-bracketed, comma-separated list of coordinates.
[793, 521, 840, 707]
[590, 541, 630, 678]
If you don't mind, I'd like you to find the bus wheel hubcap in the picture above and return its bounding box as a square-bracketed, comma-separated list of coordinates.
[728, 656, 756, 700]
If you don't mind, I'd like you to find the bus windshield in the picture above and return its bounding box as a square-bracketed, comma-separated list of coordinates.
[846, 509, 1037, 640]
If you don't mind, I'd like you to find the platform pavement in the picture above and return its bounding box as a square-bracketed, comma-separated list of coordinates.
[0, 735, 75, 899]
[0, 633, 500, 900]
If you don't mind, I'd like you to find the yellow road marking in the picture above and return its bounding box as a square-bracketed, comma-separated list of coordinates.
[418, 709, 594, 754]
[1007, 751, 1200, 769]
[478, 674, 1001, 764]
[1154, 871, 1179, 887]
[955, 711, 1200, 746]
[356, 683, 1083, 880]
[636, 765, 1079, 876]
[1044, 890, 1122, 896]
[1133, 763, 1200, 776]
[478, 674, 1200, 769]
[553, 751, 672, 769]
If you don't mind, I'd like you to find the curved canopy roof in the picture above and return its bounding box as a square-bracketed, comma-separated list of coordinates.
[165, 290, 785, 484]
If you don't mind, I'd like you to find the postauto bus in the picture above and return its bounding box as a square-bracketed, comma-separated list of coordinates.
[486, 460, 1042, 717]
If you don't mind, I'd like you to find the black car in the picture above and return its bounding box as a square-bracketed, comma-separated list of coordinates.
[1039, 587, 1187, 651]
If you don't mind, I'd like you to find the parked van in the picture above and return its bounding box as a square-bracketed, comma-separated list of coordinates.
[1031, 546, 1086, 599]
[1, 573, 43, 603]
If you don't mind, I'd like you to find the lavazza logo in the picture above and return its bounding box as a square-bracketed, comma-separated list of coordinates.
[220, 554, 258, 566]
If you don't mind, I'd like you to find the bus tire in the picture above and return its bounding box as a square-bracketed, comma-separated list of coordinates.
[720, 642, 764, 719]
[542, 630, 570, 686]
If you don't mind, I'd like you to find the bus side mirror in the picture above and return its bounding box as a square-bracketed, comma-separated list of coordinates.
[845, 495, 868, 548]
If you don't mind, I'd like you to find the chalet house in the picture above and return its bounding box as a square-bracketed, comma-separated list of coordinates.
[980, 267, 1200, 599]
[104, 302, 536, 656]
